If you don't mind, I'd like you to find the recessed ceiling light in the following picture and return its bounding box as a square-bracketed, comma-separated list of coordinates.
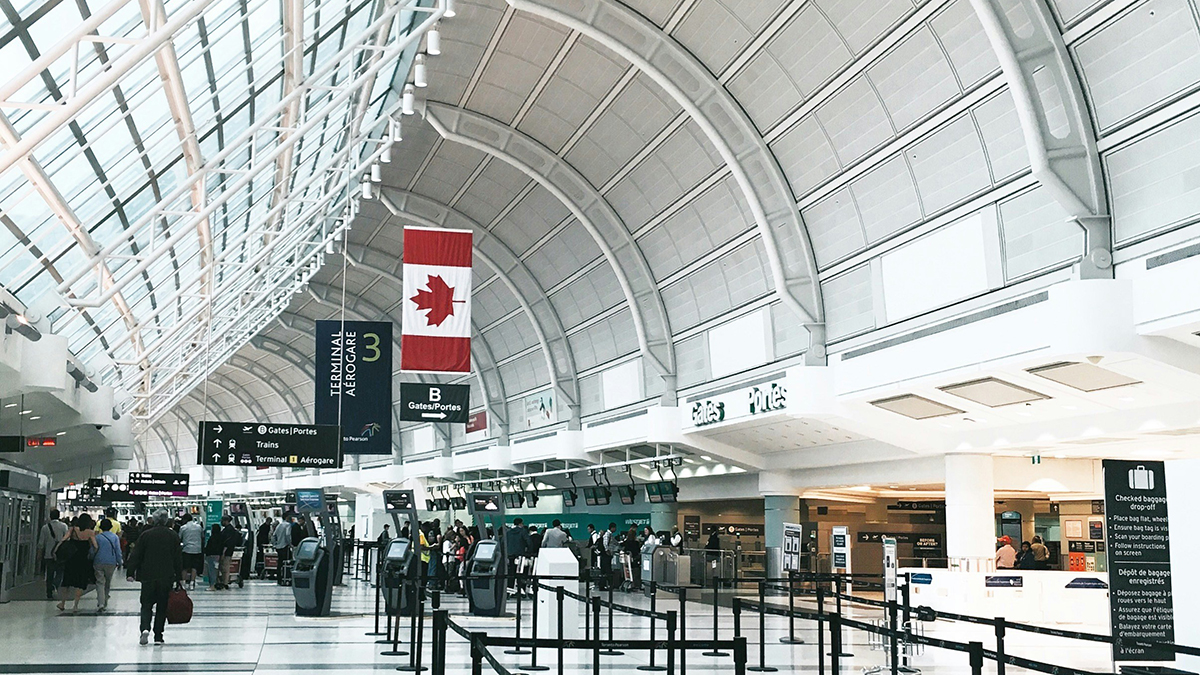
[19, 410, 31, 415]
[29, 416, 40, 420]
[870, 394, 964, 420]
[940, 377, 1050, 407]
[56, 431, 66, 436]
[1028, 361, 1141, 392]
[701, 455, 713, 461]
[3, 403, 15, 408]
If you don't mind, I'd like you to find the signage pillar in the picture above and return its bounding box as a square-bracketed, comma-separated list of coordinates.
[764, 495, 799, 578]
[945, 454, 995, 569]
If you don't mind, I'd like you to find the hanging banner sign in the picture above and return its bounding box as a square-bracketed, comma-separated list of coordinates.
[466, 410, 488, 434]
[684, 376, 787, 430]
[198, 421, 343, 469]
[401, 226, 473, 373]
[399, 382, 470, 423]
[315, 319, 392, 455]
[1103, 459, 1174, 662]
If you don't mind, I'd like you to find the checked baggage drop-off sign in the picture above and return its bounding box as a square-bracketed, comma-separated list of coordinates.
[399, 383, 469, 423]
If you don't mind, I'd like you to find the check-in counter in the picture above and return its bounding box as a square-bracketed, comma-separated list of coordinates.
[900, 568, 1109, 630]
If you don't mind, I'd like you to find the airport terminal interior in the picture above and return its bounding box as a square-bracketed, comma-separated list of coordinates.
[6, 0, 1200, 673]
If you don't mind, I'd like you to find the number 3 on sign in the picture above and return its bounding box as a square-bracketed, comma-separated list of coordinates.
[362, 333, 381, 362]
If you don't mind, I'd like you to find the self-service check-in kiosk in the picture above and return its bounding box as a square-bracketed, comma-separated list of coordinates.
[292, 489, 334, 617]
[465, 492, 507, 617]
[381, 489, 420, 617]
[642, 543, 690, 597]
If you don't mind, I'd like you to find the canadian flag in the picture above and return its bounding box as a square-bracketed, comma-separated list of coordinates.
[401, 226, 472, 373]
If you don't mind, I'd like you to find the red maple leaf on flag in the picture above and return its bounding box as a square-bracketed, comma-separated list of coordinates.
[410, 275, 460, 327]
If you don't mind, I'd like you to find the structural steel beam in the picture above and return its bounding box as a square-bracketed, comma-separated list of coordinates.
[506, 0, 827, 363]
[225, 355, 310, 425]
[150, 421, 181, 472]
[969, 0, 1112, 279]
[371, 189, 582, 424]
[422, 101, 678, 398]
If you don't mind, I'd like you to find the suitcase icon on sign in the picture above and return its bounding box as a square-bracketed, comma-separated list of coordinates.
[1129, 465, 1154, 490]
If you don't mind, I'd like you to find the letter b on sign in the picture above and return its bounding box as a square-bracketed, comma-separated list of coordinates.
[430, 388, 441, 402]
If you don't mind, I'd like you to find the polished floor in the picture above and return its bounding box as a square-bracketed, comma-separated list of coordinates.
[0, 573, 1115, 675]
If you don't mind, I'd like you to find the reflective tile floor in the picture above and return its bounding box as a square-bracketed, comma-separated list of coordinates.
[0, 575, 1116, 674]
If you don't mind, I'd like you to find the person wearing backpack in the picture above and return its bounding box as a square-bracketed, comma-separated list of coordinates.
[93, 518, 123, 612]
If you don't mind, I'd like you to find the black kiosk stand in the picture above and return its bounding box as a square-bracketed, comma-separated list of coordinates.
[382, 490, 421, 618]
[465, 492, 508, 617]
[292, 489, 335, 617]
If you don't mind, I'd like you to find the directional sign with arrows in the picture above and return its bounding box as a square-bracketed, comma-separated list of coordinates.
[197, 421, 342, 468]
[399, 383, 469, 423]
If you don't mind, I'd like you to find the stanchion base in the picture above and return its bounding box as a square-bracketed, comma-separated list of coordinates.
[636, 666, 667, 672]
[827, 652, 854, 658]
[518, 665, 550, 672]
[779, 637, 805, 644]
[395, 666, 427, 672]
[379, 650, 409, 657]
[598, 650, 624, 656]
[376, 638, 396, 644]
[748, 667, 779, 673]
[504, 649, 532, 655]
[365, 631, 388, 636]
[702, 651, 729, 657]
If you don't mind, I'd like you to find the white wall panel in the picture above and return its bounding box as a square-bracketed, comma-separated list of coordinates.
[549, 264, 626, 329]
[517, 37, 626, 152]
[998, 187, 1079, 280]
[568, 309, 638, 371]
[601, 359, 642, 409]
[907, 113, 992, 213]
[868, 27, 960, 130]
[525, 221, 602, 289]
[672, 0, 787, 74]
[770, 114, 842, 197]
[566, 73, 679, 188]
[454, 159, 532, 229]
[607, 121, 722, 228]
[880, 211, 992, 321]
[818, 0, 915, 54]
[1106, 111, 1200, 243]
[638, 176, 753, 279]
[972, 89, 1028, 181]
[822, 264, 875, 341]
[930, 0, 1000, 88]
[804, 186, 865, 267]
[817, 76, 896, 165]
[853, 154, 924, 245]
[708, 309, 769, 379]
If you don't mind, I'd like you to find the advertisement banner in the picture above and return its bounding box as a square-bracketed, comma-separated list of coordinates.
[782, 523, 804, 572]
[1103, 460, 1174, 661]
[523, 390, 555, 429]
[205, 500, 224, 529]
[401, 226, 472, 373]
[315, 320, 392, 455]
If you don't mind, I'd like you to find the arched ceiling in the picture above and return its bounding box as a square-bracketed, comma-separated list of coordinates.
[2, 0, 1192, 474]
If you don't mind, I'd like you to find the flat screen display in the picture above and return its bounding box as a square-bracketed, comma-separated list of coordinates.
[472, 494, 502, 513]
[617, 485, 636, 505]
[426, 499, 437, 511]
[434, 498, 451, 510]
[502, 492, 524, 509]
[646, 482, 662, 503]
[295, 489, 324, 512]
[583, 486, 610, 506]
[128, 472, 190, 497]
[386, 539, 411, 561]
[450, 497, 467, 509]
[646, 481, 676, 503]
[296, 539, 319, 562]
[474, 541, 497, 561]
[562, 490, 577, 507]
[383, 490, 413, 512]
[228, 502, 248, 516]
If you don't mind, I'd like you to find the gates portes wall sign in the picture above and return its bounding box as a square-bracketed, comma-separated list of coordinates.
[198, 421, 343, 469]
[1103, 459, 1174, 661]
[314, 320, 392, 455]
[399, 382, 469, 423]
[686, 376, 787, 429]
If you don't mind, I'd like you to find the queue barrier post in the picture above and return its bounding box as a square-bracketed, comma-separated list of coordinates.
[592, 596, 602, 669]
[666, 611, 677, 675]
[396, 583, 427, 672]
[734, 636, 749, 675]
[431, 610, 447, 675]
[507, 581, 530, 655]
[678, 586, 688, 673]
[834, 576, 853, 657]
[638, 581, 666, 672]
[469, 632, 484, 675]
[522, 580, 549, 672]
[816, 582, 826, 675]
[600, 584, 623, 656]
[781, 571, 804, 644]
[733, 597, 742, 642]
[969, 641, 984, 675]
[748, 580, 778, 673]
[705, 576, 728, 657]
[556, 587, 565, 675]
[888, 599, 899, 675]
[830, 612, 842, 675]
[368, 556, 386, 636]
[994, 617, 1006, 675]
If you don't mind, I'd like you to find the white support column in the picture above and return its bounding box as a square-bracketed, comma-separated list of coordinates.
[945, 453, 996, 570]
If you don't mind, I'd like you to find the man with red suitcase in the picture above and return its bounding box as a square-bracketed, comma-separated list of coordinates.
[126, 509, 183, 646]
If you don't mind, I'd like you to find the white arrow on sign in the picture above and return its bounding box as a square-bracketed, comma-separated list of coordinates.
[214, 424, 223, 434]
[213, 439, 222, 447]
[211, 453, 221, 462]
[421, 412, 447, 420]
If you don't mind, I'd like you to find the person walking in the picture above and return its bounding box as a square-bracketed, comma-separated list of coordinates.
[56, 515, 96, 613]
[93, 518, 123, 612]
[219, 516, 242, 590]
[40, 509, 68, 600]
[126, 509, 183, 646]
[203, 524, 224, 590]
[178, 515, 203, 590]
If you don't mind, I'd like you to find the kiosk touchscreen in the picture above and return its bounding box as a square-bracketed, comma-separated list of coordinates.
[465, 492, 507, 617]
[291, 490, 334, 616]
[381, 489, 421, 617]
